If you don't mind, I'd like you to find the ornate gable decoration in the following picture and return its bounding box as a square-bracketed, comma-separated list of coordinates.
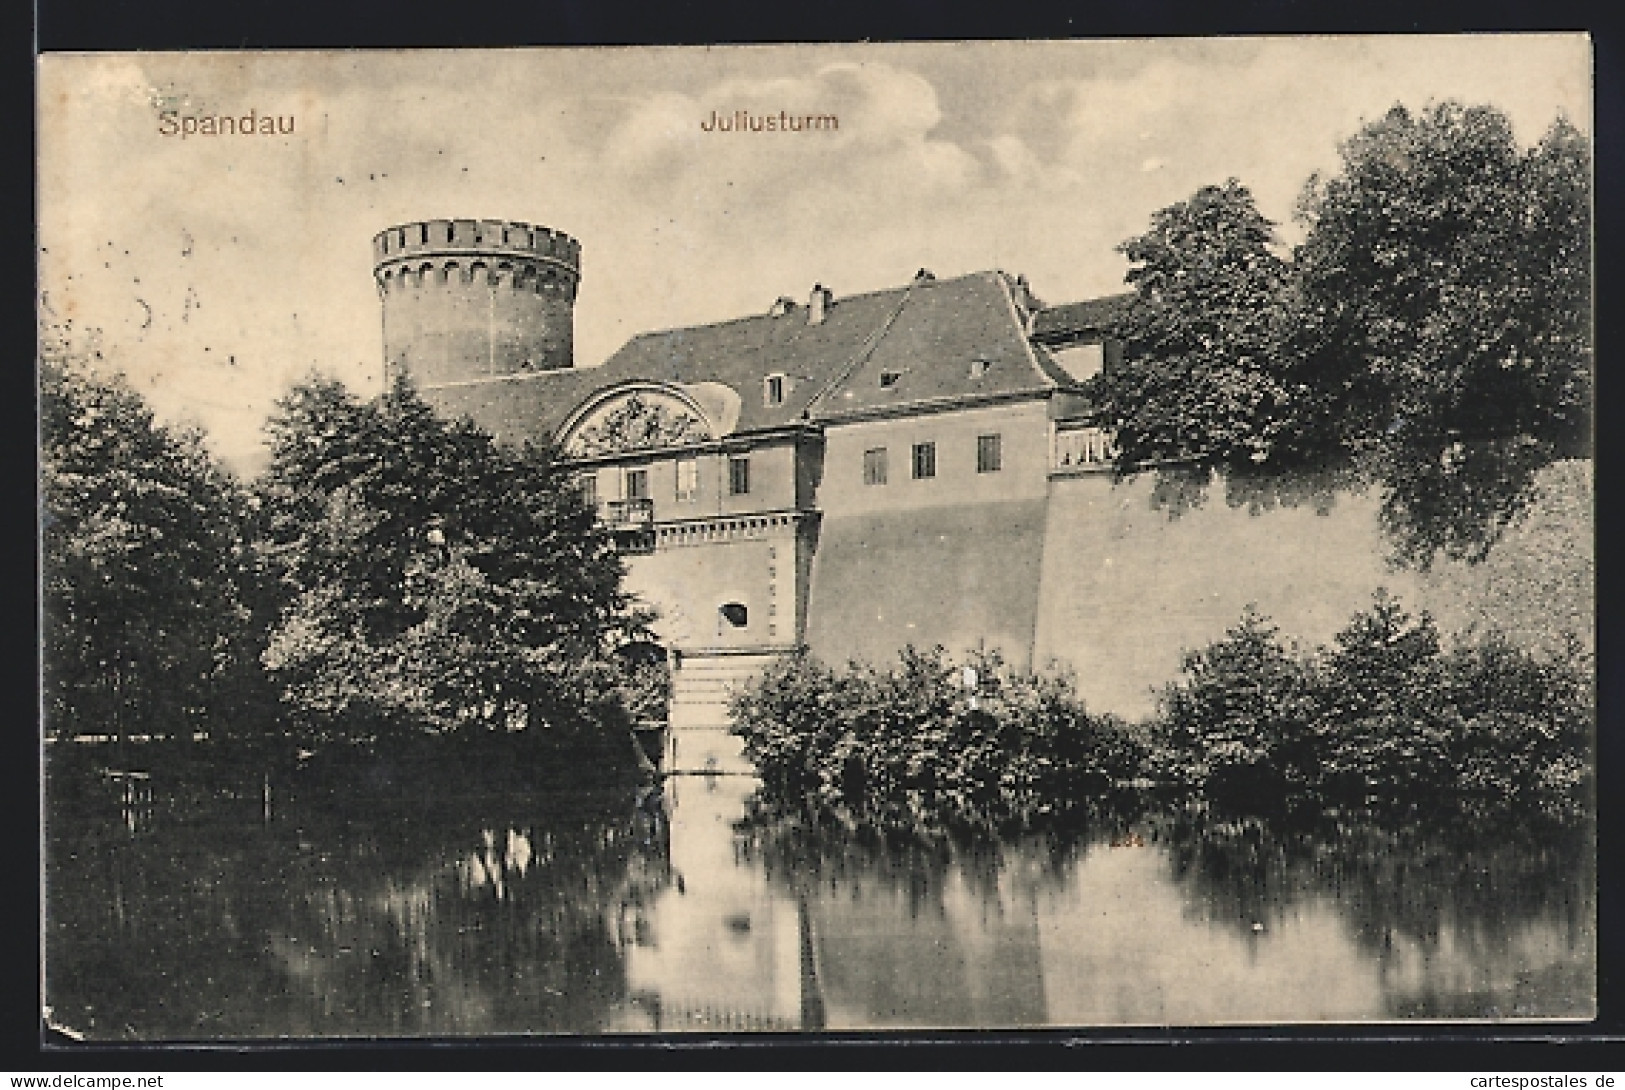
[563, 390, 710, 457]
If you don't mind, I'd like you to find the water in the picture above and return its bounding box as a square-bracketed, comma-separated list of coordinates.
[44, 769, 1594, 1038]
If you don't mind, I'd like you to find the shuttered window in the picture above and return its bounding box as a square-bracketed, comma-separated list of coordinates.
[863, 447, 888, 486]
[977, 433, 1003, 473]
[912, 442, 936, 480]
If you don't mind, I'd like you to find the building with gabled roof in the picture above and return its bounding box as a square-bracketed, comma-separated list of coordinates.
[374, 218, 1592, 768]
[374, 220, 1120, 767]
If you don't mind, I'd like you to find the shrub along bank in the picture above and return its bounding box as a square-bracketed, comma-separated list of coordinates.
[729, 594, 1592, 830]
[730, 646, 1147, 830]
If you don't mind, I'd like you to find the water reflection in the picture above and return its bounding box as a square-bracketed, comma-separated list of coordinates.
[1157, 809, 1595, 1020]
[46, 779, 671, 1038]
[45, 771, 1592, 1038]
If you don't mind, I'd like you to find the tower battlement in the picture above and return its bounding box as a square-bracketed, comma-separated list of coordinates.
[374, 218, 580, 387]
[373, 219, 581, 272]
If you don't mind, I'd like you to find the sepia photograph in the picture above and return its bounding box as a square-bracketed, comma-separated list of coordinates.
[37, 35, 1595, 1038]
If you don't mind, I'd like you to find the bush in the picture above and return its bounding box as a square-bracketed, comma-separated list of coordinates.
[1154, 593, 1592, 819]
[1149, 607, 1319, 798]
[1441, 634, 1592, 820]
[41, 338, 266, 741]
[258, 375, 647, 754]
[1313, 594, 1456, 798]
[730, 646, 1145, 830]
[734, 600, 1590, 828]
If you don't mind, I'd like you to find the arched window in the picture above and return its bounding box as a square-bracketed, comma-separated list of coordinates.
[719, 602, 749, 629]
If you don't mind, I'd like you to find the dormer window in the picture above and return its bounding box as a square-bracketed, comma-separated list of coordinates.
[763, 373, 786, 406]
[879, 371, 903, 389]
[969, 358, 993, 380]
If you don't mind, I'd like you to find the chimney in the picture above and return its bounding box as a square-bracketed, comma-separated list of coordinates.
[768, 295, 797, 318]
[808, 283, 833, 325]
[914, 268, 935, 282]
[1014, 273, 1043, 315]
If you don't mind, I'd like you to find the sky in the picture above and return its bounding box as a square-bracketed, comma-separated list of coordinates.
[37, 36, 1591, 473]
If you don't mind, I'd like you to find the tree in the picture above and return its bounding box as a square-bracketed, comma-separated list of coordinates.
[1288, 102, 1593, 562]
[257, 375, 644, 741]
[1152, 607, 1319, 798]
[1313, 593, 1454, 798]
[1093, 104, 1592, 566]
[1292, 103, 1591, 453]
[40, 329, 256, 741]
[1089, 179, 1293, 468]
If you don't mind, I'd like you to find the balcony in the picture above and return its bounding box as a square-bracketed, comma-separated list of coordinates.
[601, 497, 656, 555]
[1052, 424, 1117, 473]
[602, 497, 655, 528]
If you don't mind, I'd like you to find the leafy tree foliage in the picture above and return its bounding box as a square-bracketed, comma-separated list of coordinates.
[1090, 180, 1292, 468]
[258, 375, 644, 740]
[1154, 594, 1591, 819]
[1149, 607, 1319, 797]
[40, 330, 258, 739]
[1290, 103, 1592, 563]
[732, 645, 1148, 831]
[1094, 102, 1592, 566]
[735, 597, 1590, 828]
[1311, 594, 1456, 796]
[1291, 103, 1591, 459]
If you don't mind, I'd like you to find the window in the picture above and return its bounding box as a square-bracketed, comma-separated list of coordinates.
[879, 371, 903, 388]
[728, 455, 751, 496]
[912, 442, 936, 480]
[977, 433, 1003, 474]
[675, 458, 699, 501]
[625, 468, 650, 501]
[578, 473, 598, 507]
[719, 602, 749, 628]
[863, 447, 888, 486]
[763, 374, 786, 406]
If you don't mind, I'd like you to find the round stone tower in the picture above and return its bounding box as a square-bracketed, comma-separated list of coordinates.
[372, 218, 581, 388]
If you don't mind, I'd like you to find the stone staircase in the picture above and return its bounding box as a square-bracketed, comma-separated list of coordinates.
[665, 651, 784, 774]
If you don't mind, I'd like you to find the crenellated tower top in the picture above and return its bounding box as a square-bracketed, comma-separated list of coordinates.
[373, 218, 581, 291]
[373, 218, 582, 386]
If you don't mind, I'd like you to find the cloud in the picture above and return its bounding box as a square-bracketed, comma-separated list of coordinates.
[600, 61, 981, 209]
[36, 40, 1591, 473]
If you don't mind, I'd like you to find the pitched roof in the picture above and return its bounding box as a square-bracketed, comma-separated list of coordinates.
[423, 270, 1077, 444]
[813, 271, 1070, 419]
[1029, 292, 1135, 343]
